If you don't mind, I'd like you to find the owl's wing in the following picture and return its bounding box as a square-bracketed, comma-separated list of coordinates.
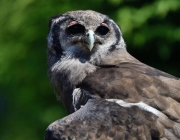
[78, 61, 180, 123]
[45, 99, 180, 140]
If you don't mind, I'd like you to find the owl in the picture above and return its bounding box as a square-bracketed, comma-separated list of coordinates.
[45, 10, 180, 140]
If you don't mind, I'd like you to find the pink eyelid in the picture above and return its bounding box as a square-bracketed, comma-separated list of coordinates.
[69, 21, 78, 26]
[101, 22, 108, 27]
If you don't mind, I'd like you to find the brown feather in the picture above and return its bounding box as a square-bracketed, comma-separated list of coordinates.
[45, 99, 156, 140]
[46, 99, 180, 140]
[78, 52, 180, 121]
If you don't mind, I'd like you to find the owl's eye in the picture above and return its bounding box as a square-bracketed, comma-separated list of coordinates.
[95, 26, 109, 35]
[67, 24, 85, 35]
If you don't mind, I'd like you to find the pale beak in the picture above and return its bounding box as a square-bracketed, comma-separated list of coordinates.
[85, 30, 95, 51]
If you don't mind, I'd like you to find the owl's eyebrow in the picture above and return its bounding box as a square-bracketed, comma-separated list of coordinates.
[65, 16, 76, 22]
[51, 17, 68, 26]
[51, 16, 76, 27]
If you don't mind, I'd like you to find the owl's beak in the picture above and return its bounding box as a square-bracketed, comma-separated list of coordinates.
[85, 30, 95, 51]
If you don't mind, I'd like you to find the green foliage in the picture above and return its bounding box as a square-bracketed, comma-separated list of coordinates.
[0, 0, 180, 139]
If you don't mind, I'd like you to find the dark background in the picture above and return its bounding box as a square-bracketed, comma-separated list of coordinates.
[0, 0, 180, 139]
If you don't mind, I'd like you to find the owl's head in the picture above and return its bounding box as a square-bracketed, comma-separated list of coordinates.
[47, 10, 126, 66]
